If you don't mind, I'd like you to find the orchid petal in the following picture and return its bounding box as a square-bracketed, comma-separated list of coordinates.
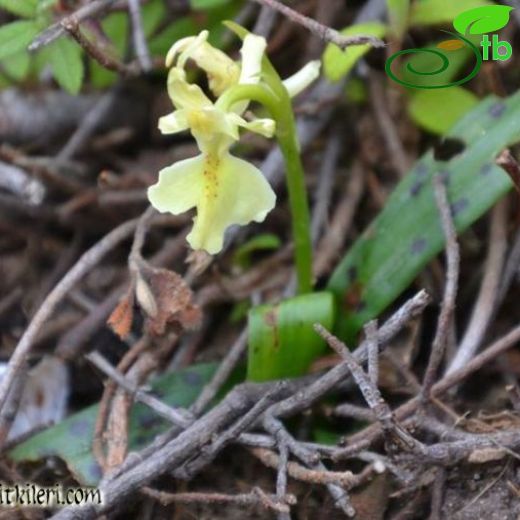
[177, 30, 209, 69]
[165, 34, 199, 67]
[158, 109, 189, 134]
[167, 68, 212, 110]
[229, 114, 276, 138]
[187, 153, 276, 254]
[239, 34, 266, 85]
[282, 60, 321, 97]
[147, 156, 204, 215]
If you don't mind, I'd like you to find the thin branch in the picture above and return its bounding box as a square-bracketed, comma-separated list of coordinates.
[365, 320, 379, 386]
[252, 4, 278, 38]
[142, 486, 295, 513]
[56, 89, 118, 162]
[251, 447, 361, 486]
[190, 328, 248, 416]
[29, 0, 120, 52]
[506, 384, 520, 412]
[275, 442, 291, 520]
[86, 351, 192, 428]
[496, 148, 520, 193]
[311, 130, 341, 246]
[369, 72, 409, 176]
[264, 414, 355, 517]
[428, 468, 446, 520]
[334, 403, 376, 422]
[249, 0, 385, 50]
[314, 161, 364, 277]
[271, 290, 430, 420]
[446, 199, 507, 375]
[314, 323, 424, 453]
[128, 0, 153, 72]
[61, 19, 135, 76]
[422, 175, 460, 399]
[0, 217, 141, 434]
[337, 323, 520, 454]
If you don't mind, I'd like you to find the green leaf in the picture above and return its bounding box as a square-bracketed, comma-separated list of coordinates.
[323, 22, 386, 82]
[141, 0, 167, 38]
[191, 0, 231, 9]
[0, 20, 40, 60]
[9, 364, 216, 485]
[90, 11, 129, 88]
[312, 426, 342, 445]
[247, 292, 335, 381]
[1, 50, 30, 80]
[410, 0, 492, 27]
[387, 0, 410, 37]
[233, 233, 281, 268]
[328, 92, 520, 342]
[0, 0, 37, 17]
[345, 78, 368, 104]
[408, 87, 479, 134]
[45, 38, 84, 94]
[149, 16, 198, 57]
[453, 5, 513, 35]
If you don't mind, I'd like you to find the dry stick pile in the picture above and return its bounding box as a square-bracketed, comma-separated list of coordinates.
[1, 0, 520, 518]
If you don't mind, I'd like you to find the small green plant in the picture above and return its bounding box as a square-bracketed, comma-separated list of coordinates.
[0, 0, 83, 93]
[0, 0, 240, 93]
[323, 0, 510, 135]
[147, 23, 321, 294]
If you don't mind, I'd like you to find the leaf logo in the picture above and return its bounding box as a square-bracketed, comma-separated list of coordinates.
[453, 5, 513, 35]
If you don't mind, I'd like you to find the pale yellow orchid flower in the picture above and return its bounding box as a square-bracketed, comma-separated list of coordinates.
[147, 30, 320, 254]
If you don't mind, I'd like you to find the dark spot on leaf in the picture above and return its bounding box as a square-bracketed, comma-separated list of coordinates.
[415, 163, 429, 179]
[133, 435, 149, 446]
[480, 163, 493, 176]
[451, 198, 469, 217]
[343, 281, 364, 312]
[438, 169, 450, 184]
[263, 309, 278, 327]
[262, 307, 280, 350]
[138, 414, 163, 430]
[183, 370, 202, 387]
[151, 388, 165, 399]
[409, 180, 424, 197]
[69, 419, 91, 436]
[347, 266, 358, 282]
[489, 102, 506, 118]
[411, 238, 427, 255]
[88, 462, 102, 482]
[434, 138, 466, 161]
[355, 301, 366, 313]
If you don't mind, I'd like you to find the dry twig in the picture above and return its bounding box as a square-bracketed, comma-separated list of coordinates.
[421, 175, 460, 399]
[249, 0, 385, 49]
[447, 199, 507, 375]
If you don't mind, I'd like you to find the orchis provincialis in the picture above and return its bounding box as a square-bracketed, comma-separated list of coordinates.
[147, 30, 320, 255]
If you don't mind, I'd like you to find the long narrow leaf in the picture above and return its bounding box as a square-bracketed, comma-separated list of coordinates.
[328, 92, 520, 341]
[247, 292, 334, 381]
[10, 364, 216, 485]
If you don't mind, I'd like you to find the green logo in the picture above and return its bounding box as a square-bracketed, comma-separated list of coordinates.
[385, 5, 514, 89]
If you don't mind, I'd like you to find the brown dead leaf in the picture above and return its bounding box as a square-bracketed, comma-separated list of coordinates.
[107, 287, 135, 339]
[142, 266, 201, 336]
[350, 473, 390, 520]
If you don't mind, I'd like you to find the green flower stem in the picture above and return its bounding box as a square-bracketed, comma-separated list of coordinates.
[218, 84, 313, 294]
[276, 112, 313, 294]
